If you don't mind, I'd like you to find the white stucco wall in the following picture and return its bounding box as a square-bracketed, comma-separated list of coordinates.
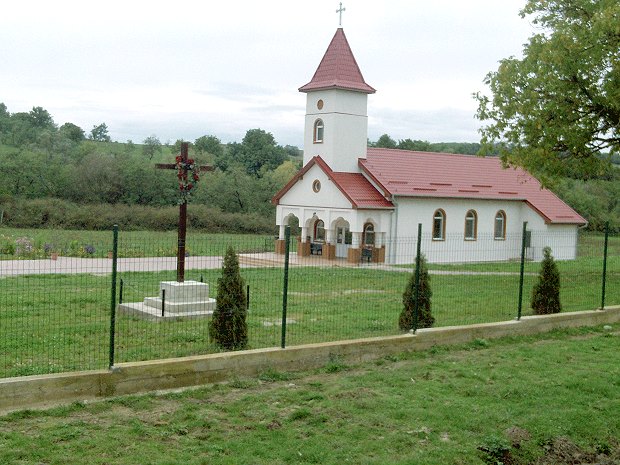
[387, 196, 579, 264]
[303, 89, 368, 173]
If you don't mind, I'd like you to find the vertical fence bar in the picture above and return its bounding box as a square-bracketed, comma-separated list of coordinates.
[413, 223, 422, 333]
[281, 226, 291, 349]
[247, 284, 251, 311]
[119, 278, 124, 305]
[517, 221, 528, 320]
[601, 221, 609, 310]
[108, 224, 119, 369]
[161, 289, 166, 318]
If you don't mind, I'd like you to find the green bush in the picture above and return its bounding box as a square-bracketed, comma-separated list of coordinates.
[0, 198, 274, 233]
[399, 254, 434, 330]
[209, 246, 248, 350]
[531, 246, 562, 314]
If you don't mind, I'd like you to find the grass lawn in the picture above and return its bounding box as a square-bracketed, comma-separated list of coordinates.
[1, 259, 618, 378]
[0, 227, 274, 258]
[0, 228, 617, 378]
[1, 327, 619, 465]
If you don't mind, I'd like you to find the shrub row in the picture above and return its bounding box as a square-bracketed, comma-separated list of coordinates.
[0, 198, 275, 234]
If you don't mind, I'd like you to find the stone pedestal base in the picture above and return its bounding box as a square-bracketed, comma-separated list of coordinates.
[298, 241, 310, 257]
[347, 248, 361, 263]
[119, 280, 216, 320]
[275, 239, 286, 254]
[323, 243, 336, 259]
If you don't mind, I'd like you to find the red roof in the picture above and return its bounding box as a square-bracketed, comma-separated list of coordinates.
[360, 148, 586, 225]
[272, 156, 393, 209]
[299, 28, 376, 94]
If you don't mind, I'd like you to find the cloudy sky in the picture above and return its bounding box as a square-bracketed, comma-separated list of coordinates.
[0, 0, 536, 147]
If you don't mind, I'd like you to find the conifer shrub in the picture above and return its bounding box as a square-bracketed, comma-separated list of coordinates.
[209, 246, 248, 350]
[531, 246, 562, 314]
[399, 254, 434, 330]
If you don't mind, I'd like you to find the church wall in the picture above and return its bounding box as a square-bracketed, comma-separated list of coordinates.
[387, 197, 579, 264]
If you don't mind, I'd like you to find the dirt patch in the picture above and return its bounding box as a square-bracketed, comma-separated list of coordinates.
[534, 437, 620, 465]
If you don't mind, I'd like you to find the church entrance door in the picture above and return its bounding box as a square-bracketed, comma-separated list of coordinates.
[336, 226, 351, 258]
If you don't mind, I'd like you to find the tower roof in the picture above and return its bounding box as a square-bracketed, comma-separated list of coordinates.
[299, 28, 376, 94]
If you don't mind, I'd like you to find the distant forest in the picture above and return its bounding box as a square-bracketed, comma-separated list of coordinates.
[0, 103, 617, 232]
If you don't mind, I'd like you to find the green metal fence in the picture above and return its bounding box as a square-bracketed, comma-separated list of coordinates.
[0, 225, 617, 378]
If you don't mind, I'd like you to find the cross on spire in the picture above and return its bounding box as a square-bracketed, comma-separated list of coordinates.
[336, 2, 346, 27]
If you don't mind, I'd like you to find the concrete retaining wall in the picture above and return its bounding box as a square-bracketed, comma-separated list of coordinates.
[1, 306, 618, 414]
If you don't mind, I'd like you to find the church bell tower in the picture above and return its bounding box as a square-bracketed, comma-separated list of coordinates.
[299, 28, 375, 173]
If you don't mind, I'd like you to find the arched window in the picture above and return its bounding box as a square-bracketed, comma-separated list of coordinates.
[313, 119, 324, 143]
[464, 210, 477, 241]
[494, 210, 506, 240]
[432, 209, 446, 241]
[363, 222, 375, 246]
[314, 219, 325, 242]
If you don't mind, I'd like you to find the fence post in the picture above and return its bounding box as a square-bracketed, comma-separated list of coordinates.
[601, 221, 609, 310]
[413, 223, 422, 333]
[108, 224, 119, 369]
[281, 226, 291, 349]
[517, 221, 528, 320]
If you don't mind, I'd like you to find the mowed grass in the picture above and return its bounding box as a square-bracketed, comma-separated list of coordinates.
[1, 257, 618, 378]
[0, 228, 274, 258]
[1, 327, 619, 465]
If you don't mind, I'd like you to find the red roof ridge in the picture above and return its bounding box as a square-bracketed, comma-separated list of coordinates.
[299, 28, 376, 94]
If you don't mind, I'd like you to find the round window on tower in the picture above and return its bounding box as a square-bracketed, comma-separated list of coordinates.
[312, 179, 321, 193]
[317, 99, 324, 110]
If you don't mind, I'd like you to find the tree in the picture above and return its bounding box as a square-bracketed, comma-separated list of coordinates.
[194, 135, 223, 157]
[399, 254, 434, 331]
[531, 247, 562, 315]
[374, 133, 397, 149]
[209, 246, 248, 350]
[397, 139, 432, 152]
[28, 106, 55, 130]
[142, 135, 162, 160]
[231, 128, 287, 177]
[59, 122, 85, 143]
[475, 0, 620, 180]
[89, 123, 111, 142]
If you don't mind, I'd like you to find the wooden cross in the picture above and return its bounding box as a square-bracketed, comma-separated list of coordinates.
[336, 2, 346, 26]
[156, 142, 213, 282]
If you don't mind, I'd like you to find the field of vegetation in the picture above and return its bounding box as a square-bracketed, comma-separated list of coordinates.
[1, 327, 619, 464]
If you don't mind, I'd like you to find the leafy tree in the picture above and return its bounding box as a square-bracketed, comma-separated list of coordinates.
[59, 122, 85, 143]
[397, 139, 432, 152]
[89, 123, 111, 142]
[283, 144, 302, 158]
[231, 128, 287, 177]
[194, 135, 223, 157]
[374, 133, 397, 149]
[531, 247, 562, 314]
[475, 0, 620, 179]
[28, 107, 55, 130]
[142, 135, 162, 160]
[399, 254, 434, 330]
[209, 246, 248, 350]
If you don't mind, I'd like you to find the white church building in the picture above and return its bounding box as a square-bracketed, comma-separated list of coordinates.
[272, 28, 586, 264]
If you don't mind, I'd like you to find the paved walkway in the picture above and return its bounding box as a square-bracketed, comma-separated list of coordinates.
[0, 253, 532, 277]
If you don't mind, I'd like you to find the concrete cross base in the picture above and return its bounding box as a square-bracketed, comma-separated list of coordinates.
[118, 280, 216, 320]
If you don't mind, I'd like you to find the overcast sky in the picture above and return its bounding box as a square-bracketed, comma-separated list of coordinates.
[0, 0, 536, 147]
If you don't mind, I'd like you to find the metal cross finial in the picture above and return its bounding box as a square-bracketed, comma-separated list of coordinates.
[336, 2, 346, 27]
